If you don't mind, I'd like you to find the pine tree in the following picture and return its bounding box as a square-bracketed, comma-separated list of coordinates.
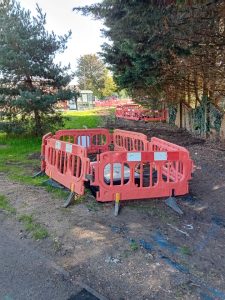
[0, 0, 76, 136]
[74, 0, 225, 110]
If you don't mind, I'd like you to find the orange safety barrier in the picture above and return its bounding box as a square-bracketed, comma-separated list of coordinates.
[90, 137, 193, 202]
[54, 128, 112, 154]
[41, 132, 52, 172]
[41, 128, 193, 203]
[115, 105, 167, 122]
[95, 99, 133, 107]
[116, 104, 142, 121]
[44, 134, 89, 195]
[113, 129, 148, 151]
[142, 109, 167, 122]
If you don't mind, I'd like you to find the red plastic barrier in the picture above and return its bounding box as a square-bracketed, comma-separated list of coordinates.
[54, 128, 112, 154]
[90, 141, 193, 202]
[149, 137, 193, 180]
[142, 109, 167, 122]
[41, 132, 53, 171]
[95, 99, 133, 107]
[113, 129, 148, 151]
[115, 105, 167, 122]
[116, 104, 143, 121]
[44, 136, 89, 195]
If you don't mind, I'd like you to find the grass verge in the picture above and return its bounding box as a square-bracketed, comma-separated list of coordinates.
[0, 108, 109, 190]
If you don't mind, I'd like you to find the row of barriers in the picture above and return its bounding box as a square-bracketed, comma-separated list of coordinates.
[40, 128, 193, 203]
[115, 104, 167, 122]
[95, 99, 133, 107]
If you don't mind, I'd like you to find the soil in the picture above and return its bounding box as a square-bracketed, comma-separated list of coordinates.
[1, 117, 225, 300]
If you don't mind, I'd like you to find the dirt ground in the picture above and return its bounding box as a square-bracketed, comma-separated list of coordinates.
[1, 117, 225, 300]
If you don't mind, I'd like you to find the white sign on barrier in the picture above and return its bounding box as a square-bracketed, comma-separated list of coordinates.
[127, 152, 141, 161]
[154, 152, 167, 161]
[77, 136, 90, 148]
[55, 141, 61, 150]
[66, 143, 72, 153]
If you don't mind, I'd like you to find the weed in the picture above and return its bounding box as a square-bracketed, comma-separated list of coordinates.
[86, 200, 102, 212]
[122, 250, 132, 258]
[0, 195, 16, 214]
[18, 214, 49, 240]
[53, 237, 63, 252]
[74, 194, 86, 204]
[130, 239, 139, 251]
[180, 245, 192, 256]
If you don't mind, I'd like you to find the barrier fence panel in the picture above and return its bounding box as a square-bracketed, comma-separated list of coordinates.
[142, 109, 167, 122]
[41, 132, 53, 172]
[54, 128, 112, 154]
[90, 146, 193, 202]
[149, 137, 193, 181]
[44, 136, 89, 195]
[115, 106, 124, 118]
[115, 105, 167, 122]
[113, 129, 148, 151]
[115, 104, 142, 120]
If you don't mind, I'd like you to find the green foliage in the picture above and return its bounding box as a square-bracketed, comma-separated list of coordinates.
[193, 103, 206, 134]
[76, 54, 106, 98]
[101, 70, 117, 98]
[180, 245, 192, 256]
[0, 0, 77, 136]
[129, 240, 139, 251]
[169, 106, 177, 125]
[74, 0, 225, 112]
[76, 54, 118, 99]
[210, 104, 223, 133]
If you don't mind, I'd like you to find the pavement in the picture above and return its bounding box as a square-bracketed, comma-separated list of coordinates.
[0, 213, 102, 300]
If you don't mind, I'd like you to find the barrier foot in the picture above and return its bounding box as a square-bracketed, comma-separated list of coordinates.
[114, 201, 120, 216]
[114, 193, 120, 216]
[32, 170, 45, 178]
[42, 178, 64, 189]
[165, 197, 183, 215]
[63, 191, 75, 208]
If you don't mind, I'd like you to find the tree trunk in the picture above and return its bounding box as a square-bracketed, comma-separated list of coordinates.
[194, 72, 200, 108]
[34, 110, 42, 136]
[203, 79, 210, 137]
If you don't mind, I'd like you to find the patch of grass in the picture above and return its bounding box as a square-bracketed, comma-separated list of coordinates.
[86, 200, 102, 212]
[130, 239, 139, 251]
[18, 214, 49, 240]
[0, 195, 16, 214]
[74, 194, 86, 204]
[0, 133, 41, 186]
[63, 108, 109, 129]
[180, 245, 192, 256]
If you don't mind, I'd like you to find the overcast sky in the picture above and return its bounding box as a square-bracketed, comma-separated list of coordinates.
[19, 0, 105, 83]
